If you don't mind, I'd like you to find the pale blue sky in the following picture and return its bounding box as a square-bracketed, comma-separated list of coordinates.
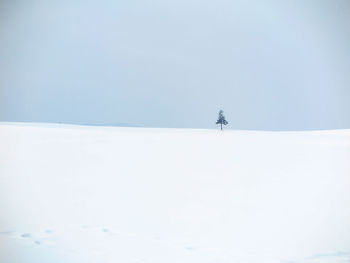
[1, 0, 349, 130]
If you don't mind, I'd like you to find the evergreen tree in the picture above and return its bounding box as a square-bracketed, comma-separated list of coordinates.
[216, 110, 228, 130]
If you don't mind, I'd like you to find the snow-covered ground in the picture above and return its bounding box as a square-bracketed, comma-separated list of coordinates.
[0, 123, 350, 263]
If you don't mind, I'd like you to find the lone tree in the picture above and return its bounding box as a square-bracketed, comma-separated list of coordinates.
[216, 110, 228, 130]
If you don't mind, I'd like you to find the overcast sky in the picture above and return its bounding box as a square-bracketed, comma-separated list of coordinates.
[1, 0, 349, 130]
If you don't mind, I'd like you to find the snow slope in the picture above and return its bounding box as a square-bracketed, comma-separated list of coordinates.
[0, 123, 350, 263]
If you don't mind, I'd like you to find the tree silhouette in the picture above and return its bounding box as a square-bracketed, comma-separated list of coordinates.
[216, 110, 228, 130]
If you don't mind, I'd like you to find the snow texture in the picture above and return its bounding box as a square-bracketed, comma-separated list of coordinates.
[0, 123, 350, 263]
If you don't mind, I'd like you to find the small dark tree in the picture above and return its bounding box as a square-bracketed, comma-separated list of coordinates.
[216, 110, 228, 130]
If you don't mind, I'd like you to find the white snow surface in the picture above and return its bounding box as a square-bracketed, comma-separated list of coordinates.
[0, 123, 350, 263]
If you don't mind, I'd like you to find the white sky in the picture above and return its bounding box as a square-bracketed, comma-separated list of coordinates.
[1, 0, 349, 130]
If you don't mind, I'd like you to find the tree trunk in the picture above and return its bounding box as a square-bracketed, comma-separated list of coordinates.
[221, 123, 222, 130]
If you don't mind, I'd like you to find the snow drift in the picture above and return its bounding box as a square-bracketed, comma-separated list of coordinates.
[0, 123, 350, 263]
